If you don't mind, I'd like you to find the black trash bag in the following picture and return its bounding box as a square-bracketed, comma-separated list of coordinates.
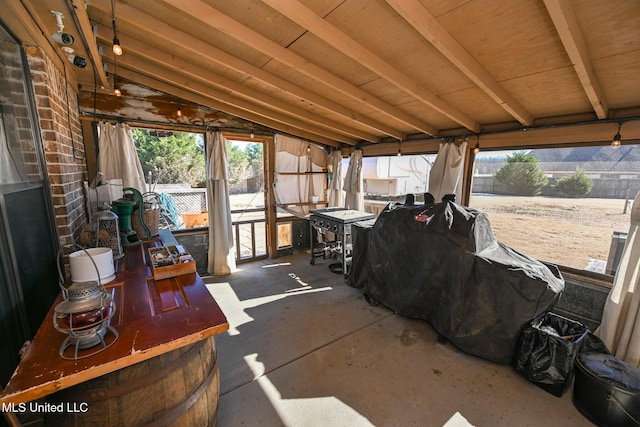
[515, 312, 595, 397]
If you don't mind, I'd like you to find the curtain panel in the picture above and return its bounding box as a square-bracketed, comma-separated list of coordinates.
[205, 131, 236, 275]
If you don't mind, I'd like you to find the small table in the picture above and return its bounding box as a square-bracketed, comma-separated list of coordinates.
[0, 238, 228, 412]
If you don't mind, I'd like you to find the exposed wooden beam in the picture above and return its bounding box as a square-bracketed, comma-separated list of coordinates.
[543, 0, 608, 119]
[105, 60, 344, 147]
[385, 0, 534, 126]
[88, 1, 391, 141]
[160, 0, 437, 137]
[262, 0, 479, 132]
[67, 0, 109, 88]
[111, 55, 356, 145]
[93, 24, 376, 143]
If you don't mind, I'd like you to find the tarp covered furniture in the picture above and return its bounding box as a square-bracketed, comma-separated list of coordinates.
[349, 199, 565, 364]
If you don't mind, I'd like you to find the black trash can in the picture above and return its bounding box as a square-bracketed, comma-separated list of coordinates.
[515, 312, 590, 396]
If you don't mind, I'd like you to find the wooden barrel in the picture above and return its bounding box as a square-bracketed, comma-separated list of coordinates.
[44, 336, 219, 427]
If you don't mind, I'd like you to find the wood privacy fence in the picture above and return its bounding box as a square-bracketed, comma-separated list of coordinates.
[472, 176, 640, 199]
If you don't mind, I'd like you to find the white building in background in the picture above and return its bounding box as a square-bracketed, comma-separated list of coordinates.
[343, 154, 436, 198]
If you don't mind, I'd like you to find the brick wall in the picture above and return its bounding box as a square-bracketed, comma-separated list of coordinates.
[26, 46, 88, 246]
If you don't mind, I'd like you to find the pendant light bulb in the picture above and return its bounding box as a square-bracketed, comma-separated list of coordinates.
[611, 123, 622, 149]
[307, 144, 311, 154]
[112, 38, 123, 56]
[250, 132, 255, 139]
[611, 135, 621, 149]
[473, 141, 480, 154]
[177, 105, 182, 117]
[114, 85, 121, 97]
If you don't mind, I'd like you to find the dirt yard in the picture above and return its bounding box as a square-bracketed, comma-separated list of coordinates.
[469, 195, 632, 271]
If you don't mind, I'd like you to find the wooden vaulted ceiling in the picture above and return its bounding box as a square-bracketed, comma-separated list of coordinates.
[4, 0, 640, 148]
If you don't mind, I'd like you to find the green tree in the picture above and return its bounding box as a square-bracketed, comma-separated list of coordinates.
[133, 129, 205, 186]
[226, 142, 253, 186]
[556, 168, 592, 198]
[494, 151, 548, 196]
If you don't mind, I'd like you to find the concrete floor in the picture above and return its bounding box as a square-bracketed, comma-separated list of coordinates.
[203, 253, 593, 427]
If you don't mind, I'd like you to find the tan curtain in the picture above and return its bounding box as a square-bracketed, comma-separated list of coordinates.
[206, 131, 236, 275]
[273, 134, 327, 217]
[97, 121, 146, 200]
[428, 141, 467, 203]
[344, 149, 363, 210]
[598, 192, 640, 368]
[328, 149, 344, 208]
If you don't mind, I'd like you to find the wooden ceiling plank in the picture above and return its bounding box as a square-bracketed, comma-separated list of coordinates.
[105, 58, 354, 145]
[385, 0, 534, 126]
[88, 1, 387, 140]
[543, 0, 608, 119]
[68, 0, 109, 88]
[160, 0, 436, 137]
[261, 0, 479, 132]
[111, 67, 341, 147]
[95, 26, 374, 143]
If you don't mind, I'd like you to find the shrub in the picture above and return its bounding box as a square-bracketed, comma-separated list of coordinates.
[494, 151, 548, 196]
[556, 169, 592, 198]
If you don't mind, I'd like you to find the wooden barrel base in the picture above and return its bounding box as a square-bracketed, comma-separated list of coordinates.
[44, 336, 219, 427]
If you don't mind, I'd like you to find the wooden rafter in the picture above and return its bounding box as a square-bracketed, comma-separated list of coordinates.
[385, 0, 534, 126]
[261, 0, 480, 132]
[160, 0, 438, 137]
[95, 26, 369, 144]
[88, 1, 390, 142]
[105, 59, 344, 147]
[67, 0, 109, 88]
[543, 0, 608, 119]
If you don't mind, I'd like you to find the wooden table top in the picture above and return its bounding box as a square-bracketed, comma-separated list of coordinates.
[0, 239, 229, 405]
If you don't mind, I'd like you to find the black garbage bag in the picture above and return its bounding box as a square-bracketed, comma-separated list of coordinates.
[515, 312, 608, 397]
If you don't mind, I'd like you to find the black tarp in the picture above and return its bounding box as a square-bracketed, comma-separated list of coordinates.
[349, 199, 564, 364]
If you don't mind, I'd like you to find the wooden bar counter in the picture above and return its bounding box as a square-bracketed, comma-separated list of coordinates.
[1, 238, 228, 426]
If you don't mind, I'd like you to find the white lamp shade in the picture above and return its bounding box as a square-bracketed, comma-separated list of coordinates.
[69, 248, 115, 284]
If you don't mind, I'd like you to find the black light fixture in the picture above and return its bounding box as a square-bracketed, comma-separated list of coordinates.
[397, 140, 402, 157]
[111, 0, 123, 56]
[473, 141, 480, 154]
[611, 123, 622, 149]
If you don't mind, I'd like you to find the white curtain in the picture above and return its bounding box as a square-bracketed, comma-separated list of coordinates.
[328, 149, 344, 207]
[344, 149, 363, 210]
[598, 192, 640, 368]
[206, 131, 236, 276]
[428, 141, 467, 203]
[97, 122, 146, 200]
[273, 134, 327, 217]
[0, 113, 22, 184]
